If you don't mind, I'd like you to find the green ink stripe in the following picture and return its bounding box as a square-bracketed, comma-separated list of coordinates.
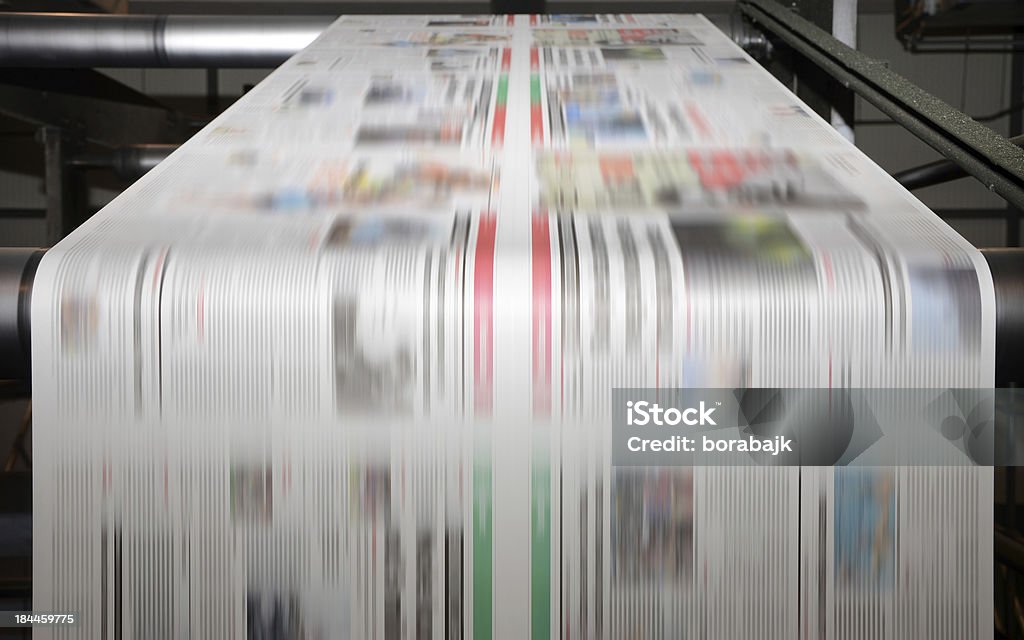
[530, 75, 541, 105]
[531, 446, 550, 639]
[497, 76, 509, 105]
[474, 449, 493, 640]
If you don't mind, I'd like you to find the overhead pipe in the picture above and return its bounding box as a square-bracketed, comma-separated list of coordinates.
[0, 13, 334, 68]
[69, 144, 177, 180]
[894, 135, 1024, 191]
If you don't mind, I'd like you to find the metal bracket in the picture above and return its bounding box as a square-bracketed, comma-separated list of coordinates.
[738, 0, 1024, 211]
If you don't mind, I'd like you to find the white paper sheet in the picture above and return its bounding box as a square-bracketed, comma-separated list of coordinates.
[32, 14, 993, 639]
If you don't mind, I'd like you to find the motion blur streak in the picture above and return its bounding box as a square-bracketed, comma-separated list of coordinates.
[32, 13, 991, 639]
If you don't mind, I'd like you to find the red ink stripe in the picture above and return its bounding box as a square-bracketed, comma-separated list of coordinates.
[530, 49, 543, 142]
[532, 213, 552, 417]
[474, 213, 497, 415]
[491, 106, 507, 146]
[531, 105, 544, 143]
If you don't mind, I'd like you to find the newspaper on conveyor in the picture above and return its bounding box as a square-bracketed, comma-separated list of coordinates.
[32, 13, 993, 639]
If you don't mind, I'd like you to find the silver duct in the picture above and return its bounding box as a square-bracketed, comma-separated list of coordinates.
[0, 13, 333, 68]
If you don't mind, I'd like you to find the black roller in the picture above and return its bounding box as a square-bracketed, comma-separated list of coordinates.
[983, 249, 1024, 386]
[1, 248, 1023, 384]
[70, 145, 177, 180]
[0, 249, 43, 381]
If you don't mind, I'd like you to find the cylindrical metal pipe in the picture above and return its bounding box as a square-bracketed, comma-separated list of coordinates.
[893, 159, 970, 191]
[894, 134, 1024, 191]
[0, 248, 44, 381]
[2, 247, 1024, 384]
[70, 144, 177, 180]
[0, 13, 333, 68]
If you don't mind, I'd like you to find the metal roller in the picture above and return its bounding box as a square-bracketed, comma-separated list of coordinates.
[983, 248, 1024, 386]
[1, 247, 1023, 384]
[0, 13, 333, 68]
[69, 144, 177, 180]
[0, 248, 44, 382]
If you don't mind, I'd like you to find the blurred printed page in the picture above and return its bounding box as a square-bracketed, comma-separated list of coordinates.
[31, 13, 992, 639]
